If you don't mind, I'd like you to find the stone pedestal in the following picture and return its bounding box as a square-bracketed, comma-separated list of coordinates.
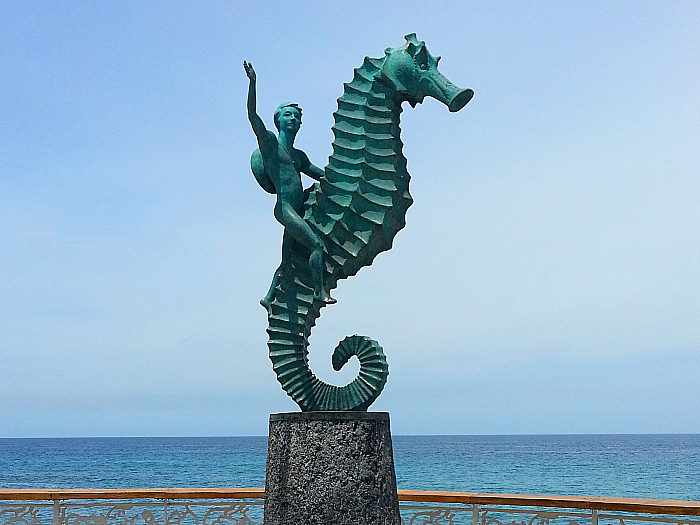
[264, 411, 400, 525]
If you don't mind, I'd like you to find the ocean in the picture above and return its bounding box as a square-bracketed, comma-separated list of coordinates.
[1, 435, 699, 501]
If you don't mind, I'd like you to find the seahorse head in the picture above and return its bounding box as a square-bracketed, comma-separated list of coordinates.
[380, 33, 473, 112]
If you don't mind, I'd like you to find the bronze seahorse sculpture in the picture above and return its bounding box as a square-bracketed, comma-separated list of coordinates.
[248, 34, 473, 411]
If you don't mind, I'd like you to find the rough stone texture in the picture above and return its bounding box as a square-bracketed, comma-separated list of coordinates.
[264, 411, 400, 525]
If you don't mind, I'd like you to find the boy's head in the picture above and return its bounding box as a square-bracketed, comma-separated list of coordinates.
[274, 102, 302, 132]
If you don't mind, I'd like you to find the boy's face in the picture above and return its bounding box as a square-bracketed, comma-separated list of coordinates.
[278, 107, 301, 133]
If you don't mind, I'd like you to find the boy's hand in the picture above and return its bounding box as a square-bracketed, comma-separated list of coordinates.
[243, 61, 256, 83]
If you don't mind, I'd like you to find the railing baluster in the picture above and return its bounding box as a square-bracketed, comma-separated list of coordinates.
[473, 503, 480, 525]
[164, 498, 168, 525]
[51, 500, 60, 525]
[592, 509, 598, 525]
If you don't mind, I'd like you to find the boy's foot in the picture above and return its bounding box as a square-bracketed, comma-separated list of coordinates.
[314, 291, 337, 305]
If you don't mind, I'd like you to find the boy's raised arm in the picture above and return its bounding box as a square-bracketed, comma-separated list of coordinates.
[244, 61, 274, 148]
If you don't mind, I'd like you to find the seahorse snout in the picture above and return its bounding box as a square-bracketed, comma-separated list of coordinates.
[420, 69, 474, 112]
[448, 87, 474, 112]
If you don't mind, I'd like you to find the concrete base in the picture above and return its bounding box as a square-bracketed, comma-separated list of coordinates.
[264, 411, 400, 525]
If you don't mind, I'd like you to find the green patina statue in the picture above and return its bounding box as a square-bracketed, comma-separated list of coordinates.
[245, 34, 473, 411]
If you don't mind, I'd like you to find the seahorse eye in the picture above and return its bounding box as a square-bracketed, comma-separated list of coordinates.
[419, 62, 429, 71]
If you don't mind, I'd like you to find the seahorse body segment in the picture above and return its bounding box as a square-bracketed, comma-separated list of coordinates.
[264, 34, 473, 411]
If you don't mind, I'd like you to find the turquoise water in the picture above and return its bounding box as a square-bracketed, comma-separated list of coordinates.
[1, 435, 699, 500]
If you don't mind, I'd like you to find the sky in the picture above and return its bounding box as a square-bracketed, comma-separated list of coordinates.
[1, 1, 699, 437]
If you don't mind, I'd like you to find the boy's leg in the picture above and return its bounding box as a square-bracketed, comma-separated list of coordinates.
[275, 202, 335, 304]
[261, 233, 293, 313]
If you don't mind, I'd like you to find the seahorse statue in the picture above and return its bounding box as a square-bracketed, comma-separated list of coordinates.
[255, 34, 472, 411]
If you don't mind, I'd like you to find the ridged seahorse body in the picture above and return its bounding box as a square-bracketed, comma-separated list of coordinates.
[264, 35, 473, 411]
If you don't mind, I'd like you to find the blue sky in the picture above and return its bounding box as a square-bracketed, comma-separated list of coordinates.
[1, 1, 699, 437]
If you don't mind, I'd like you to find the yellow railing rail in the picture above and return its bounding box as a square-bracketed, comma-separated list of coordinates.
[1, 488, 700, 516]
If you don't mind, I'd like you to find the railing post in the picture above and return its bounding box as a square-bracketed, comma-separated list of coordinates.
[592, 509, 598, 525]
[52, 500, 60, 525]
[163, 499, 168, 525]
[472, 503, 479, 525]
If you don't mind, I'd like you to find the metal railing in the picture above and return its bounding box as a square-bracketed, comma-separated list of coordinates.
[2, 488, 700, 525]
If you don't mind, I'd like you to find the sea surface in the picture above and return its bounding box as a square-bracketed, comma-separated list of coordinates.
[1, 435, 699, 501]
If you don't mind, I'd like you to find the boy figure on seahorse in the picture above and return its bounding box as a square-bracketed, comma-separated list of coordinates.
[243, 60, 336, 310]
